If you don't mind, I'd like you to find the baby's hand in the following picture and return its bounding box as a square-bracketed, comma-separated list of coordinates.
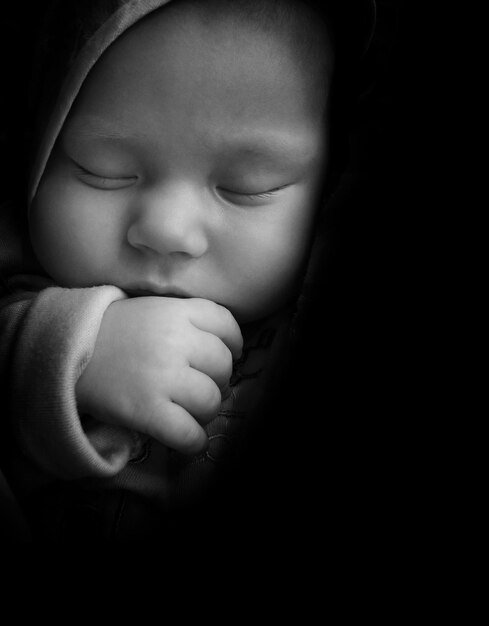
[75, 297, 242, 454]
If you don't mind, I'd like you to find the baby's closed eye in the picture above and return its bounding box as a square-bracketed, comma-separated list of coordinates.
[217, 184, 291, 206]
[74, 162, 138, 190]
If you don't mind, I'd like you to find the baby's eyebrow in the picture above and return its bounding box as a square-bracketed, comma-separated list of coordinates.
[216, 133, 323, 168]
[63, 128, 133, 143]
[62, 116, 141, 142]
[63, 117, 323, 168]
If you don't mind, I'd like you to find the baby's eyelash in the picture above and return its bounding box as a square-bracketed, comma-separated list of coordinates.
[74, 163, 137, 189]
[220, 185, 288, 199]
[247, 188, 283, 198]
[76, 165, 131, 180]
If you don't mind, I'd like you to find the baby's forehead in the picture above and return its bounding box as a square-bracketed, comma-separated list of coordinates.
[60, 3, 330, 168]
[124, 0, 333, 105]
[140, 0, 334, 71]
[68, 0, 333, 125]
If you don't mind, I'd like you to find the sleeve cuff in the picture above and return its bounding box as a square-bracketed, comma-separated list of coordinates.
[11, 284, 138, 478]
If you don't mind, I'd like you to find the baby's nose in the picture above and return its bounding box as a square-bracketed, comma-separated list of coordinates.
[127, 184, 208, 257]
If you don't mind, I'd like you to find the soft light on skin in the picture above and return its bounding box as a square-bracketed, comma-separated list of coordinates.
[29, 3, 332, 323]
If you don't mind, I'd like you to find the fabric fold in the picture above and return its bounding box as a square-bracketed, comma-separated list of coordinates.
[10, 284, 133, 478]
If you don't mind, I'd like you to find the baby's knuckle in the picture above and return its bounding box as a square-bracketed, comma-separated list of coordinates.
[187, 297, 208, 312]
[210, 336, 230, 365]
[201, 382, 221, 414]
[179, 420, 206, 453]
[201, 298, 230, 322]
[220, 344, 233, 375]
[222, 311, 243, 347]
[132, 396, 164, 437]
[162, 326, 187, 353]
[218, 303, 236, 326]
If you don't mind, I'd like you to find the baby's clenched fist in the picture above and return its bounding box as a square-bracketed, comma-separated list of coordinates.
[75, 296, 243, 454]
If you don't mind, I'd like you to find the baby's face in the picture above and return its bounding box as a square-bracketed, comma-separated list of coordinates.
[29, 5, 330, 323]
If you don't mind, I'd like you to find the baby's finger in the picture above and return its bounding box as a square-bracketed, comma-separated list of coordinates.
[187, 298, 243, 360]
[188, 329, 233, 390]
[144, 400, 208, 455]
[171, 366, 222, 425]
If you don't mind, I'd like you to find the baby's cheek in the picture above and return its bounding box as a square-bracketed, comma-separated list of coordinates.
[29, 187, 97, 286]
[265, 227, 313, 294]
[29, 193, 62, 275]
[235, 249, 305, 322]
